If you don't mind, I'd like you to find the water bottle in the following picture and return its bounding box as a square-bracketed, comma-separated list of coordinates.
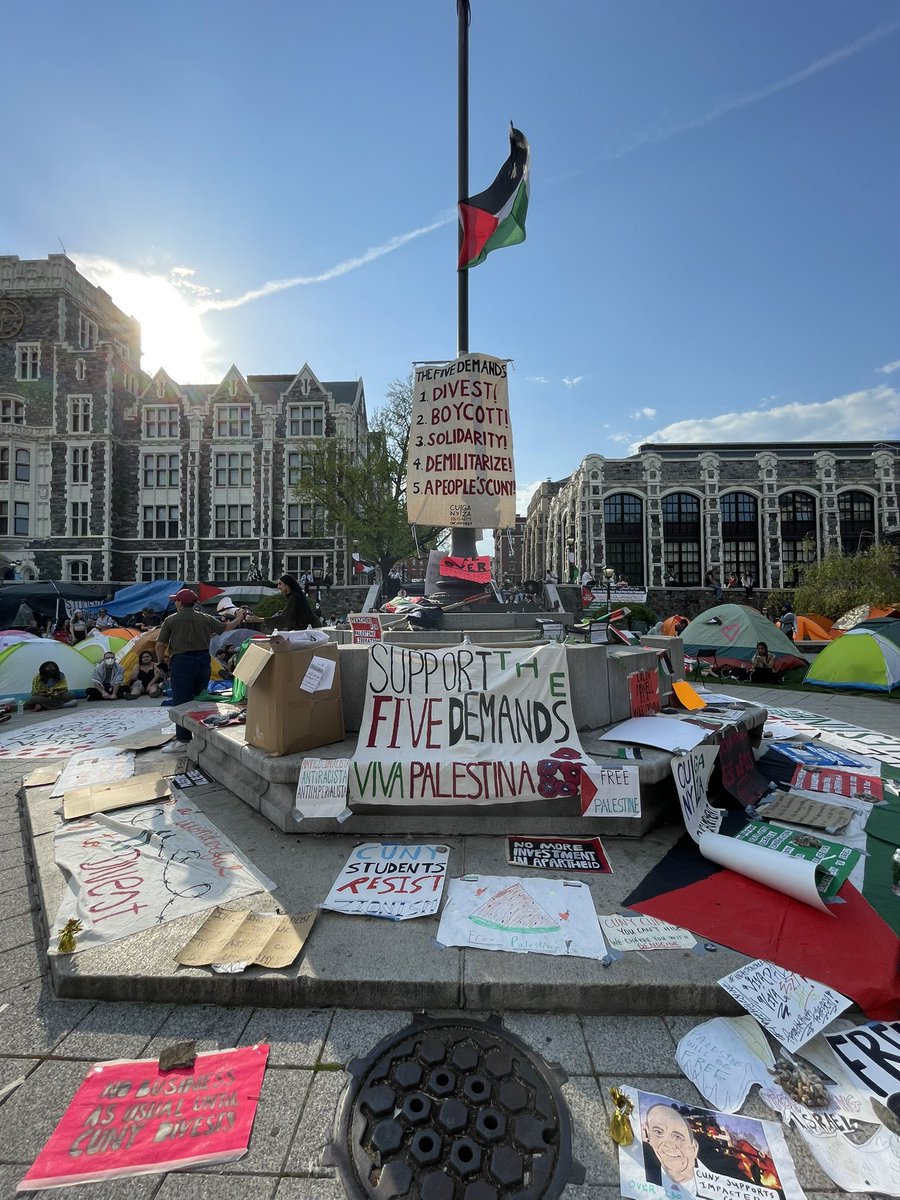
[893, 848, 900, 897]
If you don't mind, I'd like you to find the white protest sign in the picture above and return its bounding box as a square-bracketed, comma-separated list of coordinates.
[672, 745, 722, 843]
[719, 960, 852, 1052]
[321, 843, 449, 920]
[293, 757, 351, 821]
[599, 716, 707, 752]
[580, 764, 641, 817]
[825, 1022, 900, 1101]
[349, 643, 589, 807]
[676, 1016, 775, 1113]
[300, 655, 336, 693]
[50, 748, 134, 798]
[766, 707, 900, 769]
[599, 914, 695, 951]
[437, 875, 607, 960]
[407, 353, 515, 529]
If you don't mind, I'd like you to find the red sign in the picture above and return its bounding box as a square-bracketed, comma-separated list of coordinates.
[350, 616, 382, 645]
[19, 1046, 269, 1191]
[791, 766, 883, 801]
[439, 555, 492, 583]
[718, 727, 769, 806]
[628, 670, 660, 718]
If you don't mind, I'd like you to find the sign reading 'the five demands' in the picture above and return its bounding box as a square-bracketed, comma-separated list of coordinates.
[349, 643, 589, 808]
[406, 353, 516, 529]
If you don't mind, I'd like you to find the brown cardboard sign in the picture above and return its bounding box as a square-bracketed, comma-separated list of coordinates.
[759, 791, 853, 831]
[110, 727, 175, 752]
[176, 906, 317, 969]
[62, 773, 172, 821]
[23, 765, 61, 789]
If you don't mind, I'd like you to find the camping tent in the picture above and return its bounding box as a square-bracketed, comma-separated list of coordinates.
[832, 603, 900, 632]
[794, 615, 834, 642]
[0, 581, 107, 629]
[105, 581, 182, 621]
[75, 629, 139, 665]
[0, 640, 95, 699]
[804, 618, 900, 692]
[681, 603, 807, 672]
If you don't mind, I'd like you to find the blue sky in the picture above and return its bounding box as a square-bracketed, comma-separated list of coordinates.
[3, 0, 899, 515]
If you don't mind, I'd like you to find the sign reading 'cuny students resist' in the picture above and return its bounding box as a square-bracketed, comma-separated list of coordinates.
[349, 643, 589, 807]
[406, 352, 516, 529]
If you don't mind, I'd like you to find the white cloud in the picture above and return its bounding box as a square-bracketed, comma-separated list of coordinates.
[632, 385, 900, 455]
[516, 479, 543, 513]
[630, 406, 657, 419]
[526, 376, 551, 384]
[562, 376, 584, 389]
[607, 431, 634, 444]
[876, 360, 900, 376]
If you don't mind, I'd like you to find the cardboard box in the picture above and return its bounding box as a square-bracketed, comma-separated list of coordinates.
[234, 640, 344, 756]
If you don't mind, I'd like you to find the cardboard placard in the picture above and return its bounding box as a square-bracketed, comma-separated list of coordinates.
[23, 765, 60, 789]
[439, 555, 492, 583]
[506, 835, 612, 873]
[110, 726, 175, 752]
[176, 906, 317, 968]
[236, 641, 343, 757]
[349, 615, 382, 644]
[62, 773, 172, 821]
[718, 727, 769, 805]
[51, 749, 133, 798]
[580, 764, 641, 818]
[628, 670, 660, 718]
[757, 792, 853, 831]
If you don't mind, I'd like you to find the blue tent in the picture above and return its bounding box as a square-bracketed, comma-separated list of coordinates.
[105, 580, 183, 620]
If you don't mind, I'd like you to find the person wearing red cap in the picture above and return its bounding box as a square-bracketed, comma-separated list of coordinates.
[156, 588, 249, 753]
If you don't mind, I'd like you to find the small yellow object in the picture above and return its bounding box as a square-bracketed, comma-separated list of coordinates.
[609, 1086, 635, 1145]
[57, 918, 82, 954]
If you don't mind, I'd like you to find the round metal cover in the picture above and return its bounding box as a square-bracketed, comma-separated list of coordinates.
[327, 1013, 585, 1200]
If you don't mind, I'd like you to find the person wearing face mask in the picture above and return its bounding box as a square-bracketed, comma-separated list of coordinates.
[129, 650, 166, 698]
[86, 651, 127, 701]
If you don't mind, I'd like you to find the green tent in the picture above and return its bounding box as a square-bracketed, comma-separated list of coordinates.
[804, 618, 900, 692]
[681, 603, 807, 672]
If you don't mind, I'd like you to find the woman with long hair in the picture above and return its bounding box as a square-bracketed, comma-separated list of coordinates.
[25, 661, 78, 710]
[273, 574, 320, 631]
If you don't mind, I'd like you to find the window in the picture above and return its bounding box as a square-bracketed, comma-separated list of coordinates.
[662, 493, 702, 585]
[721, 492, 759, 528]
[286, 504, 325, 538]
[67, 396, 92, 433]
[284, 554, 328, 578]
[75, 358, 86, 381]
[14, 448, 30, 483]
[0, 448, 6, 482]
[286, 451, 313, 486]
[139, 555, 181, 582]
[69, 502, 89, 537]
[838, 490, 876, 554]
[16, 343, 40, 381]
[13, 501, 29, 537]
[143, 405, 179, 438]
[210, 555, 252, 579]
[215, 405, 251, 438]
[287, 403, 324, 437]
[214, 503, 252, 538]
[69, 446, 90, 484]
[0, 503, 5, 534]
[65, 560, 90, 583]
[78, 314, 99, 349]
[214, 452, 252, 487]
[721, 491, 759, 582]
[142, 505, 180, 538]
[142, 452, 180, 488]
[602, 493, 644, 584]
[0, 398, 25, 424]
[779, 491, 817, 581]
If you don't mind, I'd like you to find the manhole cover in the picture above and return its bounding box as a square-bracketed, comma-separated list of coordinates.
[326, 1013, 585, 1199]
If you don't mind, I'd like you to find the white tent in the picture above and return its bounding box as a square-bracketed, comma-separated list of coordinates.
[0, 640, 96, 700]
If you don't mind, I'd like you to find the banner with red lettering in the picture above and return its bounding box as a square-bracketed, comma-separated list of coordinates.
[51, 793, 275, 954]
[19, 1045, 269, 1190]
[349, 643, 589, 807]
[407, 353, 516, 528]
[439, 555, 492, 583]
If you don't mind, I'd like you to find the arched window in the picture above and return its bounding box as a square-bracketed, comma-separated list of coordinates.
[662, 493, 701, 585]
[838, 491, 876, 554]
[721, 492, 759, 582]
[14, 448, 30, 483]
[602, 494, 644, 584]
[779, 491, 817, 584]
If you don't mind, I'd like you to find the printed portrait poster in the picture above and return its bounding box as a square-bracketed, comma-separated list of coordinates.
[18, 1045, 269, 1191]
[617, 1086, 806, 1200]
[349, 643, 589, 807]
[406, 353, 516, 529]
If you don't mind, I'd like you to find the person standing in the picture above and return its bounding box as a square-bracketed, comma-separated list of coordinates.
[272, 574, 320, 631]
[67, 610, 88, 643]
[780, 603, 797, 641]
[156, 588, 248, 754]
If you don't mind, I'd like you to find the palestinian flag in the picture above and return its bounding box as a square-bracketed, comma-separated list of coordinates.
[458, 123, 530, 271]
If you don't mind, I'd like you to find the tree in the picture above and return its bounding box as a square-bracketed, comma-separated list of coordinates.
[776, 544, 900, 619]
[292, 376, 444, 582]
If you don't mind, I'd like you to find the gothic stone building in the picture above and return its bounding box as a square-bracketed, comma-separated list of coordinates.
[0, 254, 368, 583]
[523, 442, 900, 589]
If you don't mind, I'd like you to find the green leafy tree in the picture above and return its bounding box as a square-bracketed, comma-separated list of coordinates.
[787, 544, 900, 619]
[292, 377, 443, 582]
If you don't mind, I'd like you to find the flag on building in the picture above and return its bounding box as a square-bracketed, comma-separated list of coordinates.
[458, 124, 530, 271]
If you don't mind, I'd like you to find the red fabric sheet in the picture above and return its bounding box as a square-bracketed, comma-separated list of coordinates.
[632, 871, 900, 1020]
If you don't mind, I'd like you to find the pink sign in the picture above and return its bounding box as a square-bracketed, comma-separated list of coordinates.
[19, 1045, 269, 1191]
[791, 765, 883, 801]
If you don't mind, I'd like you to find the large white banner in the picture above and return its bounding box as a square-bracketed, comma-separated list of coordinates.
[349, 643, 589, 807]
[407, 353, 515, 528]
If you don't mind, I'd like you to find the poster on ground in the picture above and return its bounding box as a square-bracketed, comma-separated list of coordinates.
[672, 746, 723, 843]
[0, 707, 174, 760]
[176, 907, 317, 969]
[616, 1085, 806, 1200]
[599, 914, 695, 951]
[580, 763, 641, 818]
[348, 643, 589, 807]
[18, 1045, 269, 1191]
[718, 960, 852, 1052]
[676, 1016, 775, 1114]
[321, 843, 449, 920]
[406, 353, 515, 529]
[766, 709, 900, 772]
[506, 835, 612, 873]
[825, 1022, 900, 1102]
[436, 875, 607, 960]
[790, 766, 883, 802]
[734, 821, 860, 900]
[718, 727, 770, 806]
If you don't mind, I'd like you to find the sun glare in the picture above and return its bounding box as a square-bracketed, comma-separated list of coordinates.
[73, 254, 220, 384]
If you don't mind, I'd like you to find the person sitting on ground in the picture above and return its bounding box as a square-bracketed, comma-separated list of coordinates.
[129, 649, 166, 698]
[270, 574, 320, 631]
[25, 661, 78, 710]
[86, 651, 127, 701]
[749, 641, 779, 682]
